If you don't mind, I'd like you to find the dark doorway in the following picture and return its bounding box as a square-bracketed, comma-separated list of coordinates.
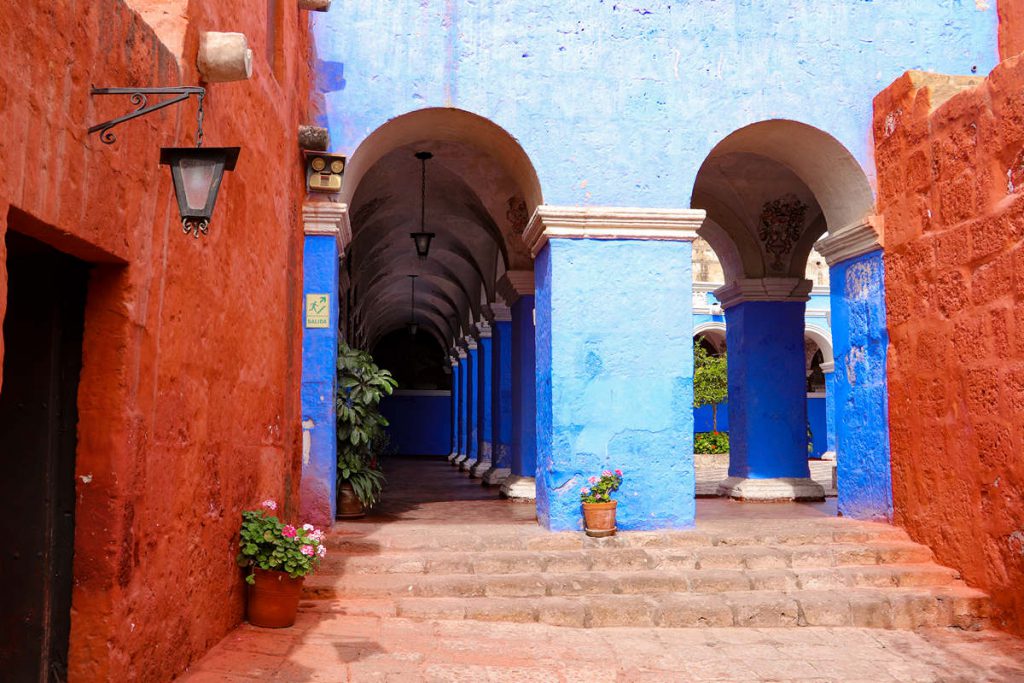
[0, 230, 89, 682]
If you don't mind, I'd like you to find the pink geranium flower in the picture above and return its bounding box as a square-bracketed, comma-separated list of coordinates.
[300, 545, 315, 557]
[302, 523, 315, 531]
[261, 499, 277, 511]
[316, 545, 327, 558]
[615, 469, 623, 476]
[581, 487, 590, 495]
[588, 476, 598, 484]
[309, 529, 324, 543]
[282, 525, 297, 539]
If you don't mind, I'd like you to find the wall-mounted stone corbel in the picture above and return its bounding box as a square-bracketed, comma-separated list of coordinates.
[298, 0, 331, 11]
[197, 32, 253, 83]
[298, 125, 330, 151]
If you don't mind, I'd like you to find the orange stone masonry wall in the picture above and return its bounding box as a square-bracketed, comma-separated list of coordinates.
[874, 60, 1024, 635]
[999, 0, 1024, 62]
[1, 2, 312, 680]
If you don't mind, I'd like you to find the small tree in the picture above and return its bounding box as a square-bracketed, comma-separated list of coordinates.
[693, 339, 728, 432]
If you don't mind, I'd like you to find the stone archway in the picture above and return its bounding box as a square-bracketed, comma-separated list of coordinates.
[341, 107, 544, 506]
[691, 119, 882, 508]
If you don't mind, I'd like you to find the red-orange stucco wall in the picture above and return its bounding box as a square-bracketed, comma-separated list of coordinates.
[875, 61, 1024, 636]
[999, 0, 1024, 61]
[1, 2, 312, 680]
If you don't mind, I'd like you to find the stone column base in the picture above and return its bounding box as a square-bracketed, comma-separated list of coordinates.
[453, 453, 469, 467]
[460, 457, 478, 473]
[447, 451, 460, 463]
[482, 466, 511, 486]
[469, 459, 491, 478]
[821, 451, 836, 461]
[500, 475, 536, 500]
[718, 477, 825, 502]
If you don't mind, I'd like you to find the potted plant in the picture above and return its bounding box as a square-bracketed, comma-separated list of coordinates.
[235, 499, 327, 628]
[336, 343, 397, 516]
[579, 469, 623, 537]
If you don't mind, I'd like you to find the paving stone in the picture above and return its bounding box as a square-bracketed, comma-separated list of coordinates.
[727, 592, 800, 627]
[656, 594, 734, 627]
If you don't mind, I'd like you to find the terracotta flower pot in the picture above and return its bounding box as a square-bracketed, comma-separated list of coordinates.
[247, 567, 304, 628]
[337, 480, 366, 519]
[582, 500, 617, 537]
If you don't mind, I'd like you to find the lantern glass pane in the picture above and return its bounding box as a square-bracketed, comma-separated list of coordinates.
[180, 157, 217, 211]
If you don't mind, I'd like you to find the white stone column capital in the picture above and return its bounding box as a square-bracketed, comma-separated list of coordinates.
[487, 301, 513, 322]
[476, 318, 493, 339]
[302, 199, 353, 255]
[714, 278, 813, 310]
[522, 205, 705, 258]
[814, 216, 884, 267]
[496, 271, 535, 306]
[463, 335, 478, 351]
[454, 346, 467, 360]
[820, 361, 835, 374]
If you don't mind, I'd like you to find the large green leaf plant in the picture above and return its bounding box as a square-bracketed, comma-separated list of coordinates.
[336, 343, 398, 507]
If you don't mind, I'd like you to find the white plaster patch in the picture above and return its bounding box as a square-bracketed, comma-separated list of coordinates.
[79, 474, 93, 484]
[1009, 531, 1024, 556]
[301, 419, 315, 465]
[974, 0, 990, 10]
[883, 109, 902, 138]
[846, 347, 866, 386]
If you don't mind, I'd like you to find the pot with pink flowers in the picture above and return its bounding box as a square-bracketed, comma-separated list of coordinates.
[235, 500, 327, 628]
[579, 469, 623, 537]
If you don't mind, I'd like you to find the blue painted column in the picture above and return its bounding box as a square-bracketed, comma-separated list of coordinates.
[459, 336, 480, 472]
[470, 323, 495, 477]
[829, 249, 893, 520]
[526, 208, 702, 531]
[483, 303, 514, 485]
[454, 347, 469, 466]
[447, 354, 460, 462]
[716, 293, 824, 502]
[299, 201, 348, 526]
[499, 272, 537, 499]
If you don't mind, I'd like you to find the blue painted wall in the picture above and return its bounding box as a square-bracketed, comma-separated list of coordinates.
[381, 392, 452, 456]
[300, 234, 340, 525]
[535, 239, 695, 531]
[832, 250, 892, 521]
[313, 2, 996, 207]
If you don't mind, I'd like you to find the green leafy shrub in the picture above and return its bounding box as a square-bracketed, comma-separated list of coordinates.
[693, 340, 728, 431]
[694, 431, 729, 454]
[336, 343, 397, 507]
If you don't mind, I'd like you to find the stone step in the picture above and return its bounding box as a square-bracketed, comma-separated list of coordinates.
[324, 525, 910, 554]
[299, 585, 989, 630]
[304, 564, 960, 600]
[319, 541, 934, 575]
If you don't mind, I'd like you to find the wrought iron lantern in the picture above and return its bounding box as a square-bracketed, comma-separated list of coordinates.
[160, 146, 240, 237]
[88, 86, 240, 238]
[410, 151, 436, 259]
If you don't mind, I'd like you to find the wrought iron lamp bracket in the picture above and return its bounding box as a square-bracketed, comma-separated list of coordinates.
[88, 86, 206, 146]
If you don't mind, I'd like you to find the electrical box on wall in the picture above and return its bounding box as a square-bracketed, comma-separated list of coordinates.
[304, 151, 346, 194]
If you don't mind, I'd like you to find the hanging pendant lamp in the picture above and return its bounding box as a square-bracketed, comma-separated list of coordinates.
[410, 151, 436, 258]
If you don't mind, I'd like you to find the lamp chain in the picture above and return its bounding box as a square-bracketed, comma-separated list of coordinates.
[195, 91, 205, 148]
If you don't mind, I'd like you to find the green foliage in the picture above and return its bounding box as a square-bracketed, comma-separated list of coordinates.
[235, 504, 326, 584]
[580, 469, 624, 504]
[694, 431, 729, 454]
[336, 342, 397, 507]
[693, 340, 728, 431]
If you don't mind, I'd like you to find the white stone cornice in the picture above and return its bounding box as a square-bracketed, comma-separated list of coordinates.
[302, 200, 353, 255]
[814, 216, 883, 267]
[522, 205, 706, 258]
[714, 278, 813, 310]
[820, 361, 835, 374]
[496, 270, 535, 305]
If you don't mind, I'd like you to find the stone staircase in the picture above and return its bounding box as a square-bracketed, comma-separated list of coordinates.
[301, 519, 989, 631]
